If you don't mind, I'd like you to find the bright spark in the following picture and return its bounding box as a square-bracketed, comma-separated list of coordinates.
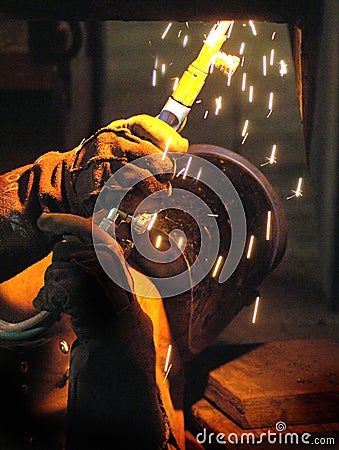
[249, 20, 257, 36]
[269, 144, 277, 163]
[185, 21, 189, 28]
[241, 56, 245, 67]
[196, 167, 202, 180]
[239, 42, 245, 55]
[203, 110, 209, 119]
[266, 211, 272, 240]
[287, 177, 303, 199]
[176, 168, 185, 177]
[261, 144, 278, 166]
[161, 63, 166, 75]
[252, 296, 260, 323]
[147, 213, 158, 231]
[177, 236, 185, 249]
[152, 69, 157, 87]
[271, 31, 276, 40]
[75, 138, 85, 154]
[241, 132, 249, 144]
[183, 156, 192, 179]
[208, 213, 219, 217]
[226, 21, 234, 38]
[268, 91, 274, 110]
[279, 59, 288, 76]
[212, 255, 223, 278]
[296, 177, 303, 196]
[162, 134, 172, 160]
[164, 344, 172, 372]
[248, 85, 254, 103]
[163, 363, 172, 383]
[215, 96, 222, 115]
[270, 49, 275, 66]
[154, 56, 158, 69]
[241, 119, 249, 136]
[178, 30, 182, 38]
[172, 77, 179, 91]
[161, 22, 172, 39]
[183, 35, 188, 47]
[263, 55, 267, 76]
[241, 72, 247, 91]
[155, 235, 162, 248]
[246, 235, 255, 259]
[227, 70, 232, 86]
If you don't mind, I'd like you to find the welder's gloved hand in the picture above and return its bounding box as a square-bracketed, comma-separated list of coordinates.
[33, 240, 136, 343]
[70, 114, 189, 215]
[0, 114, 188, 282]
[32, 212, 140, 343]
[33, 212, 169, 449]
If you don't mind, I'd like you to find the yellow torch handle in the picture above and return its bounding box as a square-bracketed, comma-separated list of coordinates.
[159, 21, 233, 130]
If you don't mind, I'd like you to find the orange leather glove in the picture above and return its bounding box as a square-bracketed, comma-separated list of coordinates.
[0, 115, 188, 281]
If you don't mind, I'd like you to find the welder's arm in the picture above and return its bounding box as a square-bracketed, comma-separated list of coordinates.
[33, 213, 174, 450]
[0, 115, 188, 282]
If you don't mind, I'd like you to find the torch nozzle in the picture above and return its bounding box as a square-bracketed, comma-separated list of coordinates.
[158, 20, 238, 131]
[99, 207, 156, 235]
[213, 51, 240, 78]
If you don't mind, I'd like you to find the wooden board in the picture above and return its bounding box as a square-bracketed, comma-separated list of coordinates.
[191, 398, 339, 450]
[204, 339, 339, 429]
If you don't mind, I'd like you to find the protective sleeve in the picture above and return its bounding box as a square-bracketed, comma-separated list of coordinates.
[0, 153, 70, 282]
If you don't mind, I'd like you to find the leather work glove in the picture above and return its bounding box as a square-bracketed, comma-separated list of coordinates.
[33, 212, 172, 450]
[32, 218, 135, 343]
[0, 115, 188, 282]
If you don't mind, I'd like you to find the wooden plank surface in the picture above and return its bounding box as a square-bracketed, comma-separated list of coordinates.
[205, 339, 339, 428]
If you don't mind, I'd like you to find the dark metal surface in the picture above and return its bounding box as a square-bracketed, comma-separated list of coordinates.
[189, 144, 287, 273]
[160, 144, 288, 356]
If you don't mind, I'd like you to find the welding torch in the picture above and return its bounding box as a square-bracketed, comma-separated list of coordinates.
[100, 21, 240, 233]
[158, 20, 239, 131]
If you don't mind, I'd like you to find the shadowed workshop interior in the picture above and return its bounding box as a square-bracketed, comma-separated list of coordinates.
[0, 1, 338, 448]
